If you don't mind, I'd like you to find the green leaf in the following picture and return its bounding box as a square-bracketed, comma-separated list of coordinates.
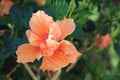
[48, 0, 68, 20]
[111, 25, 120, 39]
[74, 9, 91, 24]
[72, 23, 84, 40]
[0, 37, 24, 62]
[10, 4, 33, 28]
[78, 1, 84, 9]
[88, 6, 100, 21]
[67, 0, 76, 17]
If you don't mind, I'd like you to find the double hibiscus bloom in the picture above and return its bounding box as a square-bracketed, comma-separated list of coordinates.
[16, 10, 81, 71]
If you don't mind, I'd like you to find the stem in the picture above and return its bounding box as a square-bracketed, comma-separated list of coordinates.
[9, 29, 14, 38]
[7, 24, 14, 38]
[23, 63, 38, 80]
[86, 43, 95, 52]
[66, 56, 81, 73]
[50, 70, 61, 80]
[7, 64, 18, 78]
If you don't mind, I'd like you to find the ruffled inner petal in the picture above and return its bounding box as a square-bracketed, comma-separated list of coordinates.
[40, 40, 81, 71]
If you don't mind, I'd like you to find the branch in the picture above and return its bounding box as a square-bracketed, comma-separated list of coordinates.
[66, 56, 81, 73]
[50, 70, 61, 80]
[23, 63, 38, 80]
[7, 64, 18, 78]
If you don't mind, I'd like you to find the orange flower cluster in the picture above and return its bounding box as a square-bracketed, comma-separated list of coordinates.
[36, 0, 46, 5]
[0, 30, 5, 36]
[95, 33, 111, 49]
[16, 10, 81, 71]
[0, 0, 13, 17]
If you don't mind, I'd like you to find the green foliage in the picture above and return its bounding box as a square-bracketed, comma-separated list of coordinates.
[47, 0, 68, 20]
[10, 4, 33, 28]
[0, 16, 10, 26]
[0, 37, 24, 62]
[67, 0, 76, 18]
[72, 23, 84, 40]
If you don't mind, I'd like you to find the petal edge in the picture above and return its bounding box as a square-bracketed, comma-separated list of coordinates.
[16, 44, 40, 63]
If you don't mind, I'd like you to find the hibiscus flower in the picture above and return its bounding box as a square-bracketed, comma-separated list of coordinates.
[16, 10, 81, 71]
[95, 33, 111, 49]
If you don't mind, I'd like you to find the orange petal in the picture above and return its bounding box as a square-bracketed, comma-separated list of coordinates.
[16, 44, 40, 63]
[56, 19, 75, 40]
[58, 40, 81, 63]
[101, 34, 111, 45]
[36, 52, 43, 60]
[26, 30, 44, 47]
[46, 39, 59, 49]
[40, 40, 81, 71]
[40, 57, 61, 71]
[29, 10, 53, 40]
[44, 39, 59, 56]
[48, 23, 61, 40]
[100, 34, 111, 49]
